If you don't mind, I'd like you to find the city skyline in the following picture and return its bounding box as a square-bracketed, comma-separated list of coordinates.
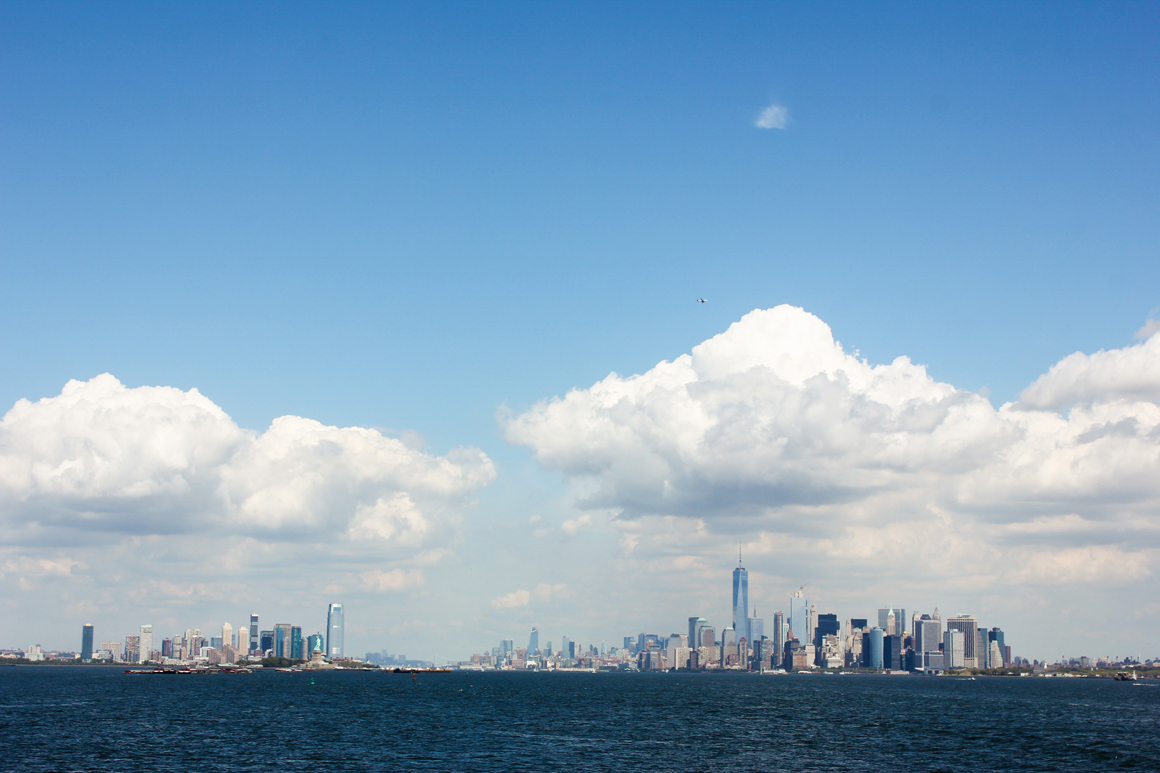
[15, 563, 1158, 668]
[2, 3, 1157, 663]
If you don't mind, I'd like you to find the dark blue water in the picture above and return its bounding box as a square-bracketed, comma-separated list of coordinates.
[2, 668, 1158, 771]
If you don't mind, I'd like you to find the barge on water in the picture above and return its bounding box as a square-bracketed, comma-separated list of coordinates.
[123, 667, 252, 675]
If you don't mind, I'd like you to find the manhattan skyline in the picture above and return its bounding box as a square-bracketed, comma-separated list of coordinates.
[2, 2, 1158, 663]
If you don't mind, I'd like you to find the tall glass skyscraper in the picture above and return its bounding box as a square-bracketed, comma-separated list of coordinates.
[249, 614, 259, 654]
[274, 623, 291, 658]
[868, 628, 884, 669]
[81, 624, 94, 661]
[528, 627, 539, 653]
[327, 602, 344, 659]
[732, 559, 749, 644]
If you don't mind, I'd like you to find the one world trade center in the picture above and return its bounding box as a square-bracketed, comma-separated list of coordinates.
[733, 549, 748, 646]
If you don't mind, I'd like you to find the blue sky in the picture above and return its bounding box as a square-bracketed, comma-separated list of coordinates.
[2, 2, 1158, 661]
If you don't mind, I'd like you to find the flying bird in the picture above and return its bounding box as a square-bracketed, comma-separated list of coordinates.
[696, 298, 707, 303]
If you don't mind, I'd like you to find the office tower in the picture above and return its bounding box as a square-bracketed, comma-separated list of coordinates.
[291, 627, 303, 659]
[561, 636, 571, 658]
[308, 633, 324, 655]
[274, 624, 292, 658]
[946, 615, 979, 668]
[260, 630, 274, 654]
[638, 633, 660, 652]
[883, 635, 902, 670]
[733, 554, 749, 643]
[689, 618, 708, 654]
[845, 619, 867, 667]
[139, 625, 153, 664]
[877, 607, 907, 636]
[989, 628, 1005, 667]
[943, 630, 965, 668]
[808, 604, 818, 646]
[914, 614, 941, 670]
[327, 603, 345, 659]
[601, 641, 606, 656]
[772, 611, 785, 658]
[249, 614, 259, 654]
[988, 640, 1003, 669]
[697, 625, 717, 666]
[528, 628, 539, 653]
[81, 624, 94, 661]
[101, 640, 122, 661]
[789, 589, 808, 641]
[222, 622, 232, 654]
[868, 628, 884, 669]
[749, 615, 764, 649]
[722, 627, 737, 665]
[814, 613, 839, 665]
[567, 640, 575, 659]
[501, 640, 514, 658]
[814, 614, 839, 647]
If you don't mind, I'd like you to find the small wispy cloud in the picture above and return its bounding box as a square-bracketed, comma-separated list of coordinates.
[361, 568, 424, 592]
[491, 589, 531, 608]
[1135, 315, 1160, 340]
[534, 583, 566, 602]
[755, 102, 789, 129]
[561, 514, 594, 536]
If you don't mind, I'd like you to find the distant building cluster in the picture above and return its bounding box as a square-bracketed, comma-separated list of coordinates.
[3, 603, 347, 666]
[456, 560, 1045, 673]
[2, 575, 1156, 673]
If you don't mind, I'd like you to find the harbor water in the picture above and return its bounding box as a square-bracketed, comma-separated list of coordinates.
[2, 668, 1158, 771]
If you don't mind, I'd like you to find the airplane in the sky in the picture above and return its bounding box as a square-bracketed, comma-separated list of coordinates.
[696, 298, 707, 303]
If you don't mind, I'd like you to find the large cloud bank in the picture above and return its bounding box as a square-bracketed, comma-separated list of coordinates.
[504, 306, 1160, 586]
[0, 374, 495, 546]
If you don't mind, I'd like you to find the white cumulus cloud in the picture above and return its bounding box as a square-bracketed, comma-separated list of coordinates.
[755, 102, 789, 129]
[0, 374, 496, 545]
[504, 306, 1160, 588]
[1019, 334, 1160, 409]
